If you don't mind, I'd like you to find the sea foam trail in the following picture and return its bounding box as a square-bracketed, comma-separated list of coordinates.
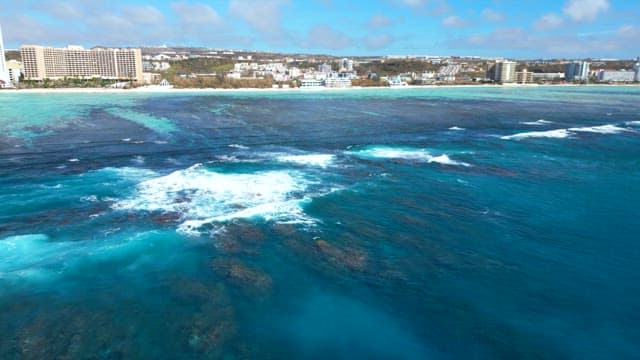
[428, 154, 471, 167]
[113, 164, 321, 236]
[501, 129, 571, 140]
[276, 154, 335, 168]
[567, 124, 630, 134]
[348, 146, 470, 166]
[448, 126, 465, 131]
[502, 124, 633, 140]
[520, 119, 554, 126]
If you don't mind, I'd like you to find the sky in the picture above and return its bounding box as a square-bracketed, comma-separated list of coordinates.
[1, 0, 639, 59]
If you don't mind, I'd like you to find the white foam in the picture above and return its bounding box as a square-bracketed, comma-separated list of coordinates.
[277, 154, 335, 168]
[349, 146, 470, 166]
[625, 121, 640, 126]
[448, 126, 465, 131]
[568, 124, 629, 134]
[428, 154, 471, 167]
[501, 129, 571, 140]
[352, 147, 433, 161]
[113, 164, 321, 235]
[520, 119, 553, 126]
[93, 167, 158, 181]
[132, 155, 145, 165]
[68, 158, 80, 162]
[228, 144, 249, 150]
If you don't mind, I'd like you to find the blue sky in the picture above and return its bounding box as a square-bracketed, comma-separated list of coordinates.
[1, 0, 638, 58]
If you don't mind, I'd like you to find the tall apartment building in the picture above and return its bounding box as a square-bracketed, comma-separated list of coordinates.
[565, 61, 590, 82]
[492, 60, 517, 83]
[634, 57, 640, 82]
[20, 45, 143, 83]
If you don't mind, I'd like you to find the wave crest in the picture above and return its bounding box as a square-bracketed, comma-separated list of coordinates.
[348, 146, 470, 166]
[113, 164, 321, 236]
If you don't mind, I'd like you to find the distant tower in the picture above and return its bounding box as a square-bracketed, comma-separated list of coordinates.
[565, 61, 590, 82]
[0, 23, 9, 86]
[634, 56, 640, 83]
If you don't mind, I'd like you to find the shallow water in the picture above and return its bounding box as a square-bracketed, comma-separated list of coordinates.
[1, 86, 639, 359]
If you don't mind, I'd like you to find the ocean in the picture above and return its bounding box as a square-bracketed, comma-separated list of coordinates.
[1, 86, 639, 359]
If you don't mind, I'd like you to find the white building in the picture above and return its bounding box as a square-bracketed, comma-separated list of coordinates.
[634, 57, 640, 82]
[318, 63, 332, 74]
[6, 60, 21, 84]
[565, 61, 590, 82]
[493, 60, 517, 83]
[597, 70, 635, 82]
[299, 79, 324, 88]
[324, 71, 352, 88]
[531, 72, 565, 82]
[21, 45, 144, 83]
[0, 24, 11, 87]
[340, 58, 354, 72]
[516, 70, 534, 84]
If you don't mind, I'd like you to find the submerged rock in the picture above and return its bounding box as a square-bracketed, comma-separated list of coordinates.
[211, 258, 272, 295]
[149, 211, 182, 224]
[315, 239, 367, 271]
[214, 222, 266, 255]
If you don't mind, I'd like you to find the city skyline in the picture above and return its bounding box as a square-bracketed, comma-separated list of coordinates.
[0, 0, 638, 58]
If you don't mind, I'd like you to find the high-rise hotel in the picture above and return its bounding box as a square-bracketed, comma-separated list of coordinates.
[20, 45, 143, 83]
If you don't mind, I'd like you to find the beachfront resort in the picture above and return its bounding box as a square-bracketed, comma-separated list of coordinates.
[1, 23, 639, 90]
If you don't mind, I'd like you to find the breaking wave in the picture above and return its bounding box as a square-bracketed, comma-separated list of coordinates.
[501, 129, 571, 140]
[276, 154, 336, 168]
[520, 119, 554, 126]
[113, 164, 326, 236]
[348, 146, 470, 166]
[567, 125, 630, 134]
[503, 123, 634, 140]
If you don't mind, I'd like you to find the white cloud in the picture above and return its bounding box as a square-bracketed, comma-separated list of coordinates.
[481, 9, 504, 22]
[38, 2, 84, 20]
[442, 15, 466, 28]
[307, 25, 353, 50]
[171, 2, 223, 26]
[617, 25, 639, 37]
[563, 0, 609, 22]
[451, 25, 636, 58]
[534, 13, 564, 31]
[364, 34, 395, 50]
[123, 5, 164, 25]
[229, 0, 289, 34]
[368, 14, 392, 28]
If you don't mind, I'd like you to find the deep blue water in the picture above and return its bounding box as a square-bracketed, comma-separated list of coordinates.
[1, 86, 639, 359]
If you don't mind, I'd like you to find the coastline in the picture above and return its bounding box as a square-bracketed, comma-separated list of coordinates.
[1, 83, 638, 94]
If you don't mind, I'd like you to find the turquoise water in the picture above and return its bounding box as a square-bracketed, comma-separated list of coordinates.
[1, 86, 639, 359]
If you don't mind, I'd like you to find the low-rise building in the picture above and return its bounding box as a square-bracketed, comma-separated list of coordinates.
[531, 72, 565, 82]
[597, 70, 635, 82]
[516, 69, 534, 84]
[6, 60, 21, 85]
[299, 79, 324, 88]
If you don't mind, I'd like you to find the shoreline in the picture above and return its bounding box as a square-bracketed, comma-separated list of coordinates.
[1, 83, 638, 94]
